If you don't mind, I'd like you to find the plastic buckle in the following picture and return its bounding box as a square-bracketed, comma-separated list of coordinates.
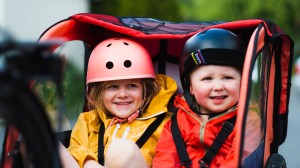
[198, 160, 209, 168]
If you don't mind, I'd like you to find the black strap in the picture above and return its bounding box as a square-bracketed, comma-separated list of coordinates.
[136, 113, 165, 148]
[171, 112, 192, 168]
[98, 119, 105, 165]
[171, 112, 236, 168]
[199, 116, 236, 168]
[97, 113, 166, 165]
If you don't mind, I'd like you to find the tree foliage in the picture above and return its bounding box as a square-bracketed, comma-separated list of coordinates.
[178, 0, 299, 36]
[91, 0, 299, 56]
[91, 0, 182, 21]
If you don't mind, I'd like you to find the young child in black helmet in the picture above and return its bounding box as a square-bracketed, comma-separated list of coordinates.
[153, 28, 261, 168]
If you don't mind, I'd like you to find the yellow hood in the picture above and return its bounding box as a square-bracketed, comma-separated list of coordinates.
[139, 74, 177, 119]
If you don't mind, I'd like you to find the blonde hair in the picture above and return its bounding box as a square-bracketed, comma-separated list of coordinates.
[87, 78, 160, 116]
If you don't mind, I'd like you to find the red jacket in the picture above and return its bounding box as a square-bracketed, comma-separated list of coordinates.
[153, 95, 239, 168]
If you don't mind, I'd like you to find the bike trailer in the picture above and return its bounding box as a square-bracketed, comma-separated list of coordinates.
[1, 13, 294, 168]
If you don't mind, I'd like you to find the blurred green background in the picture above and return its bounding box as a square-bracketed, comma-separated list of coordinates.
[91, 0, 300, 60]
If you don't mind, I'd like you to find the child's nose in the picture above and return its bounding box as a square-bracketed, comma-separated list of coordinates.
[118, 88, 129, 97]
[213, 81, 224, 91]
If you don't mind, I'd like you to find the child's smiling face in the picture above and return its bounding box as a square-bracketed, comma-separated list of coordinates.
[103, 79, 144, 118]
[189, 65, 241, 114]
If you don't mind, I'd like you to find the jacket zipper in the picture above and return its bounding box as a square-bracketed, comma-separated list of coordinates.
[199, 122, 206, 143]
[180, 105, 237, 144]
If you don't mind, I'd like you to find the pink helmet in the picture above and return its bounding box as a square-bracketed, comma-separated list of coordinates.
[86, 38, 156, 84]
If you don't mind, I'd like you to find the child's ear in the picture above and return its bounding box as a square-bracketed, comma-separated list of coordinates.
[190, 85, 194, 95]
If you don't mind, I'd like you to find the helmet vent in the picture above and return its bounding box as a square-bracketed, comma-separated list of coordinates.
[124, 60, 132, 68]
[123, 42, 129, 45]
[106, 61, 114, 69]
[107, 43, 112, 47]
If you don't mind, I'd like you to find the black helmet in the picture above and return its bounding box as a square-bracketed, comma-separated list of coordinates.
[179, 28, 246, 114]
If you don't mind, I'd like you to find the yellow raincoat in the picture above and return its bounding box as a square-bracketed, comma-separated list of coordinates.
[68, 74, 177, 167]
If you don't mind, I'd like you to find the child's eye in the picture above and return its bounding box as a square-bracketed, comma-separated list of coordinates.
[224, 76, 233, 80]
[127, 84, 138, 88]
[106, 84, 118, 89]
[203, 77, 212, 81]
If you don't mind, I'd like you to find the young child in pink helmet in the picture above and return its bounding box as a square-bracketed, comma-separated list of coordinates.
[60, 38, 177, 168]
